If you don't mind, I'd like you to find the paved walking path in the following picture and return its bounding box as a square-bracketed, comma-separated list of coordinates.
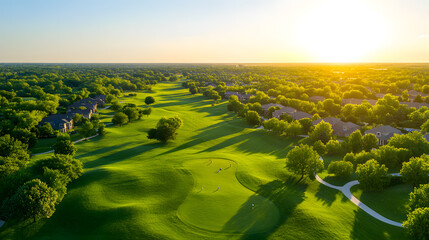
[0, 220, 4, 228]
[315, 157, 403, 227]
[33, 134, 100, 156]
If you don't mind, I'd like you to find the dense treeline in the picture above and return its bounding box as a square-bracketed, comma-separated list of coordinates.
[0, 64, 176, 223]
[182, 64, 429, 129]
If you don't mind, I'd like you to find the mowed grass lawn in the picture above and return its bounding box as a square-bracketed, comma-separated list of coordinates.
[0, 82, 407, 240]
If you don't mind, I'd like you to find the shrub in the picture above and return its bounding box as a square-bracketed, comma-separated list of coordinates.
[328, 161, 354, 177]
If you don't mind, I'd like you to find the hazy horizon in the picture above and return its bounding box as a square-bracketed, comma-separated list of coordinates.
[1, 0, 429, 63]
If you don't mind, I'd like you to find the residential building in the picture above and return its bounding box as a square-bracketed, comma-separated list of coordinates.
[290, 111, 312, 120]
[364, 125, 402, 145]
[272, 107, 297, 119]
[39, 114, 74, 133]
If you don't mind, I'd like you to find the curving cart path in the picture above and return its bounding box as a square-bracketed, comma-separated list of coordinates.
[316, 157, 403, 227]
[32, 134, 100, 156]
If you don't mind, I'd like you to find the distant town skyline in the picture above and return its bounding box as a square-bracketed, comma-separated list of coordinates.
[1, 0, 428, 63]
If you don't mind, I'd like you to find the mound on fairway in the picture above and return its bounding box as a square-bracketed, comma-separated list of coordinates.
[177, 159, 279, 233]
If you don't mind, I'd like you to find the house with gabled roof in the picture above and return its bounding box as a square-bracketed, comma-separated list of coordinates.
[332, 121, 360, 137]
[312, 117, 360, 137]
[261, 103, 283, 111]
[342, 98, 377, 106]
[224, 91, 254, 102]
[39, 114, 74, 133]
[364, 125, 402, 145]
[312, 117, 342, 126]
[309, 96, 325, 102]
[290, 111, 312, 120]
[272, 107, 297, 119]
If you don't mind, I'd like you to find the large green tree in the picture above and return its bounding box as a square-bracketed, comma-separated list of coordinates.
[122, 107, 139, 121]
[53, 133, 77, 156]
[285, 144, 323, 182]
[4, 179, 58, 222]
[362, 133, 379, 152]
[388, 131, 429, 158]
[404, 207, 429, 240]
[409, 184, 429, 212]
[348, 130, 363, 153]
[328, 161, 354, 177]
[309, 121, 333, 144]
[144, 96, 155, 105]
[0, 135, 30, 179]
[32, 155, 83, 182]
[39, 122, 54, 137]
[147, 116, 183, 143]
[356, 159, 389, 191]
[112, 112, 129, 126]
[244, 110, 261, 126]
[401, 155, 429, 188]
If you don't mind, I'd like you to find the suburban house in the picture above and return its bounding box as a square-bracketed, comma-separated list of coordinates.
[261, 103, 283, 114]
[375, 93, 386, 99]
[332, 121, 360, 137]
[313, 117, 360, 137]
[341, 98, 377, 106]
[364, 125, 402, 145]
[312, 117, 342, 126]
[407, 90, 429, 100]
[39, 114, 74, 133]
[39, 95, 106, 132]
[224, 91, 254, 102]
[399, 101, 429, 109]
[272, 107, 297, 119]
[309, 96, 325, 102]
[290, 111, 312, 120]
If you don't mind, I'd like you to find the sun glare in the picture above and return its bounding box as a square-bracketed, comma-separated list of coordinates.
[295, 0, 389, 63]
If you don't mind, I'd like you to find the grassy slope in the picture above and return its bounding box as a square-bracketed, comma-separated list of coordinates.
[351, 184, 412, 223]
[0, 82, 407, 240]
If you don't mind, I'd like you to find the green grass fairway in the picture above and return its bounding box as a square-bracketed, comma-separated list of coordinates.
[177, 159, 279, 233]
[351, 184, 412, 222]
[0, 81, 407, 240]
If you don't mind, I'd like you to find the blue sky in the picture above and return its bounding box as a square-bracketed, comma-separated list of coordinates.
[0, 0, 428, 63]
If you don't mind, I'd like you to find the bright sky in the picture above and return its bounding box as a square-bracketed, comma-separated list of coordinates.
[0, 0, 428, 63]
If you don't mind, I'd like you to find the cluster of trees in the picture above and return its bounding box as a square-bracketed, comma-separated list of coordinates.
[74, 114, 105, 137]
[0, 154, 83, 222]
[404, 183, 429, 239]
[0, 125, 82, 223]
[263, 117, 305, 137]
[343, 132, 429, 168]
[181, 64, 429, 131]
[111, 102, 152, 127]
[0, 65, 173, 154]
[147, 116, 183, 143]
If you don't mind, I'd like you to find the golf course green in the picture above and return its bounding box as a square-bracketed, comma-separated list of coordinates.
[0, 81, 407, 240]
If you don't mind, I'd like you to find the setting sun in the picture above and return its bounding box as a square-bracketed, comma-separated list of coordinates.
[295, 0, 390, 62]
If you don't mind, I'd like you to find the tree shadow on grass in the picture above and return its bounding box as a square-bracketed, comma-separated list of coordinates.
[84, 142, 163, 169]
[197, 130, 296, 159]
[152, 95, 211, 109]
[33, 195, 157, 240]
[222, 177, 307, 239]
[76, 142, 133, 159]
[191, 103, 232, 118]
[234, 132, 297, 159]
[349, 208, 406, 240]
[314, 183, 340, 207]
[155, 121, 245, 157]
